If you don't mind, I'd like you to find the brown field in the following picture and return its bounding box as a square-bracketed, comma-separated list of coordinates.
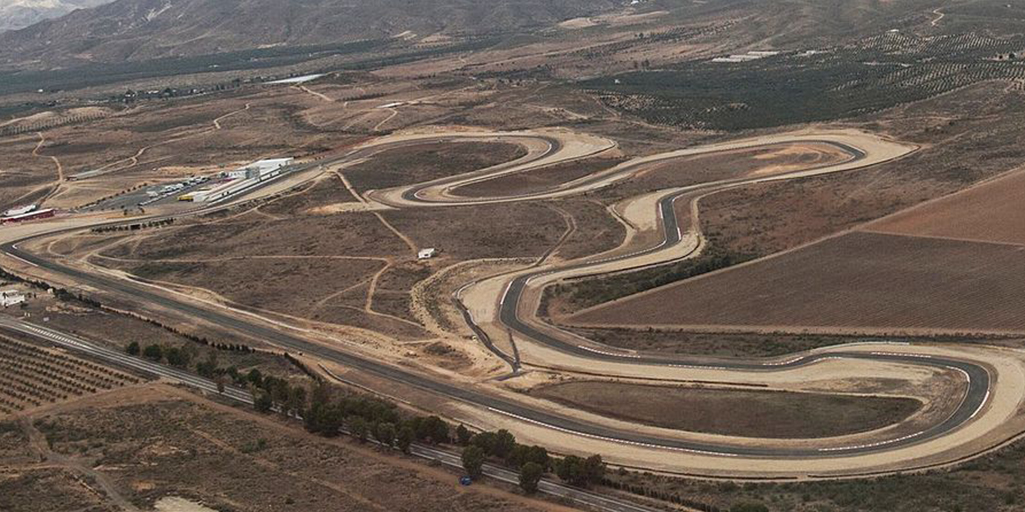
[0, 384, 563, 512]
[572, 231, 1025, 333]
[694, 80, 1025, 258]
[343, 140, 528, 193]
[0, 335, 141, 417]
[548, 199, 627, 261]
[865, 168, 1025, 246]
[532, 381, 921, 439]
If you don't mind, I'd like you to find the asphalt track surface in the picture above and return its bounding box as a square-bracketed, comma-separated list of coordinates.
[0, 132, 993, 464]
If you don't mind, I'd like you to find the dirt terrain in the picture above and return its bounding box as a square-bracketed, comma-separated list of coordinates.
[0, 384, 565, 512]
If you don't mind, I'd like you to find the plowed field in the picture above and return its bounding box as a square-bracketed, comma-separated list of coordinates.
[571, 231, 1025, 333]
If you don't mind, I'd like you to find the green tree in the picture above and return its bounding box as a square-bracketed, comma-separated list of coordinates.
[397, 426, 414, 453]
[582, 455, 606, 486]
[556, 455, 604, 487]
[417, 416, 450, 444]
[375, 422, 396, 447]
[142, 344, 163, 361]
[286, 386, 307, 416]
[492, 429, 516, 459]
[455, 424, 472, 446]
[519, 462, 544, 494]
[462, 446, 486, 480]
[254, 392, 273, 413]
[126, 342, 140, 356]
[556, 455, 583, 484]
[508, 444, 549, 469]
[165, 347, 189, 367]
[471, 431, 496, 454]
[350, 417, 368, 442]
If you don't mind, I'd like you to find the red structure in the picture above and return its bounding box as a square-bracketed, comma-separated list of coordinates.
[0, 208, 56, 225]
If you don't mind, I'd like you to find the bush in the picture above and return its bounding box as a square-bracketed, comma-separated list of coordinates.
[126, 342, 140, 356]
[142, 344, 163, 361]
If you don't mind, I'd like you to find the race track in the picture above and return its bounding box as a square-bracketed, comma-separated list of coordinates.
[3, 127, 1023, 478]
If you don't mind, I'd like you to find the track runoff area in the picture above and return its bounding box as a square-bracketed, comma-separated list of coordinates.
[3, 128, 1021, 479]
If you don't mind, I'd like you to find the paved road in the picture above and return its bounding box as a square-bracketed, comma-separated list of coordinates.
[0, 316, 659, 512]
[0, 130, 994, 468]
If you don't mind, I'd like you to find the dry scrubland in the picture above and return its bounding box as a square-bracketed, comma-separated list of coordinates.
[533, 381, 920, 439]
[452, 156, 628, 198]
[0, 88, 356, 210]
[0, 385, 556, 512]
[342, 141, 528, 193]
[72, 142, 624, 335]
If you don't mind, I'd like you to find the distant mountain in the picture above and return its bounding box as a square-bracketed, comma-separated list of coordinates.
[0, 0, 621, 68]
[0, 0, 113, 32]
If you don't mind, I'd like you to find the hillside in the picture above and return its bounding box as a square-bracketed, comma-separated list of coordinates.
[0, 0, 621, 68]
[0, 0, 112, 32]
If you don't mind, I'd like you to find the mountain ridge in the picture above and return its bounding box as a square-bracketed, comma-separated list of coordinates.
[0, 0, 622, 68]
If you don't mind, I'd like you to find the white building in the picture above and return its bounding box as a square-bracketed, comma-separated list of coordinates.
[0, 290, 26, 307]
[3, 204, 36, 217]
[226, 158, 294, 179]
[418, 248, 438, 260]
